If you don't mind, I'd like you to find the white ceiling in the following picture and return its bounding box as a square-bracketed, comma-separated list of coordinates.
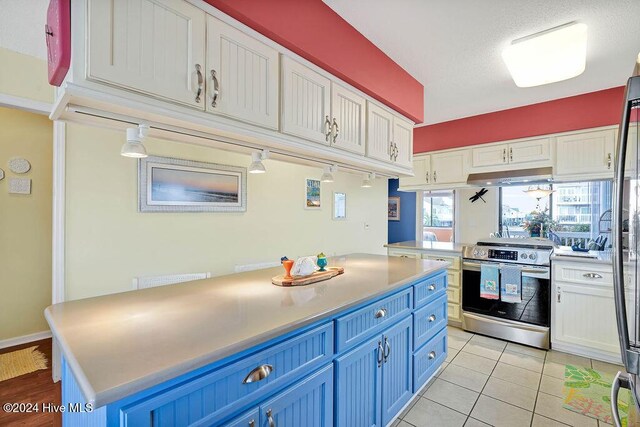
[323, 0, 640, 125]
[0, 0, 48, 60]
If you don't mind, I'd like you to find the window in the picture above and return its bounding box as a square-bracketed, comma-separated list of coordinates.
[422, 191, 454, 242]
[499, 181, 612, 245]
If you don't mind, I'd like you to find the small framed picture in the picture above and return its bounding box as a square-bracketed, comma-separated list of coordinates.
[388, 196, 401, 221]
[333, 192, 346, 220]
[305, 178, 321, 209]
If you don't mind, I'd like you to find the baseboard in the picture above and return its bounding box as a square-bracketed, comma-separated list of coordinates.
[0, 330, 52, 350]
[551, 341, 622, 365]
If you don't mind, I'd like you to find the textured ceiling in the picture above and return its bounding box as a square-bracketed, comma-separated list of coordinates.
[0, 0, 48, 60]
[323, 0, 640, 125]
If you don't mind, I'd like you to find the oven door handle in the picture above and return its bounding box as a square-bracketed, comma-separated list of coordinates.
[462, 261, 550, 277]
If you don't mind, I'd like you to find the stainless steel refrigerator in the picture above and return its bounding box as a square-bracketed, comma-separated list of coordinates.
[612, 58, 640, 426]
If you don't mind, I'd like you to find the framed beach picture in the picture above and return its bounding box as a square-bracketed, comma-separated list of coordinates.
[305, 178, 321, 209]
[333, 192, 346, 220]
[388, 196, 401, 221]
[138, 156, 246, 212]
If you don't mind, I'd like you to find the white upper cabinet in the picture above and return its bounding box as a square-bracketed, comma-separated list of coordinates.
[393, 116, 414, 168]
[206, 16, 279, 129]
[555, 129, 615, 176]
[431, 150, 468, 185]
[471, 138, 550, 169]
[330, 84, 366, 155]
[366, 102, 394, 162]
[471, 143, 509, 168]
[87, 0, 206, 108]
[281, 57, 332, 144]
[399, 155, 430, 187]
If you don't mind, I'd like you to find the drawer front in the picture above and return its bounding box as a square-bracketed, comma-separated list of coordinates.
[447, 270, 460, 287]
[553, 263, 614, 287]
[121, 323, 333, 426]
[446, 286, 460, 304]
[423, 254, 460, 271]
[336, 288, 413, 352]
[414, 294, 448, 349]
[388, 249, 421, 259]
[413, 328, 447, 392]
[448, 303, 461, 321]
[414, 272, 447, 309]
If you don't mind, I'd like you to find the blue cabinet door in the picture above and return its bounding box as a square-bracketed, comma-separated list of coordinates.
[334, 335, 382, 427]
[259, 365, 333, 427]
[223, 408, 259, 427]
[381, 316, 413, 426]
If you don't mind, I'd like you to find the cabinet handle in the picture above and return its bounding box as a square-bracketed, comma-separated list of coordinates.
[266, 409, 276, 427]
[607, 153, 612, 169]
[428, 284, 436, 291]
[195, 64, 203, 103]
[428, 314, 437, 322]
[433, 171, 437, 182]
[249, 421, 255, 427]
[325, 116, 332, 142]
[374, 308, 388, 319]
[210, 69, 219, 108]
[428, 351, 436, 360]
[383, 336, 391, 363]
[503, 148, 506, 163]
[332, 118, 339, 143]
[377, 340, 384, 367]
[392, 143, 399, 161]
[509, 147, 513, 162]
[389, 141, 394, 160]
[557, 287, 561, 303]
[242, 364, 273, 384]
[426, 172, 429, 183]
[583, 272, 603, 279]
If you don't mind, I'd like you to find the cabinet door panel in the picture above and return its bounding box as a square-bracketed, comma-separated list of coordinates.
[393, 116, 414, 168]
[281, 57, 331, 144]
[335, 336, 382, 427]
[508, 138, 551, 165]
[471, 144, 508, 168]
[331, 84, 366, 155]
[223, 408, 259, 427]
[381, 317, 413, 426]
[431, 151, 468, 185]
[555, 129, 615, 176]
[88, 0, 205, 108]
[399, 156, 430, 187]
[206, 16, 279, 129]
[367, 102, 393, 162]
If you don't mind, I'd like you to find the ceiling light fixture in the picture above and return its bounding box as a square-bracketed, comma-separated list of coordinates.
[524, 185, 555, 210]
[121, 124, 149, 158]
[321, 165, 337, 183]
[361, 172, 375, 188]
[249, 149, 269, 174]
[502, 22, 587, 87]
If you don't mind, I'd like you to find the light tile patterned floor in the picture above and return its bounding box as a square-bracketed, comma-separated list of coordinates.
[392, 326, 623, 427]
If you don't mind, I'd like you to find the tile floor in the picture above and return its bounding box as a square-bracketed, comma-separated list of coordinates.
[392, 326, 624, 427]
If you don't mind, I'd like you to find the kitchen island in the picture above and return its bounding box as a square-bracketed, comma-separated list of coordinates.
[46, 253, 449, 427]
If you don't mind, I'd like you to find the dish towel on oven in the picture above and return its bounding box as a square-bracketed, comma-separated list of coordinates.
[480, 263, 500, 300]
[500, 264, 522, 303]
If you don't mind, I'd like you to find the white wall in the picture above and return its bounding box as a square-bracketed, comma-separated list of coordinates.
[65, 123, 388, 301]
[456, 187, 498, 244]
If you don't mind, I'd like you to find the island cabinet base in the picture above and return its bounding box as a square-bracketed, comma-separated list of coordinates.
[61, 270, 448, 427]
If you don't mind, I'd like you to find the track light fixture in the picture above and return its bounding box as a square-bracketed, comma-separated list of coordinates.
[249, 149, 269, 174]
[321, 165, 337, 183]
[361, 172, 375, 188]
[121, 124, 149, 158]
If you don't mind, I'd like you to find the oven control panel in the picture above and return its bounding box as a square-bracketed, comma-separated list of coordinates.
[488, 249, 518, 261]
[463, 244, 551, 266]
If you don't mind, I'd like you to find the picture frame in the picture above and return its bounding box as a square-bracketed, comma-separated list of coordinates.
[305, 178, 321, 209]
[333, 192, 346, 220]
[388, 196, 401, 221]
[138, 156, 246, 212]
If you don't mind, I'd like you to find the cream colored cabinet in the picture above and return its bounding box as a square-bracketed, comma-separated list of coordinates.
[281, 57, 332, 144]
[393, 116, 414, 168]
[206, 16, 279, 129]
[367, 102, 394, 162]
[430, 150, 468, 185]
[399, 156, 431, 187]
[87, 0, 206, 108]
[471, 138, 550, 169]
[423, 253, 462, 325]
[330, 84, 366, 155]
[555, 129, 615, 177]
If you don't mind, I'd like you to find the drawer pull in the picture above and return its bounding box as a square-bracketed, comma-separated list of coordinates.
[242, 364, 274, 384]
[428, 351, 436, 360]
[435, 258, 446, 262]
[583, 273, 603, 279]
[374, 308, 388, 319]
[377, 340, 384, 367]
[428, 314, 437, 322]
[428, 284, 436, 291]
[249, 421, 255, 427]
[266, 409, 275, 427]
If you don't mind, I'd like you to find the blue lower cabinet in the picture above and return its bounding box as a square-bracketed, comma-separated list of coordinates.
[414, 272, 447, 309]
[413, 294, 448, 350]
[381, 317, 413, 426]
[413, 328, 447, 393]
[259, 365, 333, 427]
[223, 408, 260, 427]
[334, 335, 382, 427]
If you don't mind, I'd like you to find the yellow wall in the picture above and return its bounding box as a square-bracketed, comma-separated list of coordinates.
[0, 107, 53, 340]
[0, 48, 54, 103]
[65, 123, 388, 300]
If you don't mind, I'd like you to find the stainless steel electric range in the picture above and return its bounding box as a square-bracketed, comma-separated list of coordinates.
[461, 237, 555, 349]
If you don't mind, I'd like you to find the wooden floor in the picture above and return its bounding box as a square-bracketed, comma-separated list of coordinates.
[0, 339, 61, 426]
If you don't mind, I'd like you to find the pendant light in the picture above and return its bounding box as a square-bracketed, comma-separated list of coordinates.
[361, 172, 375, 188]
[121, 124, 149, 158]
[321, 165, 337, 183]
[249, 149, 269, 174]
[524, 185, 554, 210]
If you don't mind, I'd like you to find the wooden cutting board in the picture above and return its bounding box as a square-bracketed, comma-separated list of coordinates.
[272, 267, 344, 287]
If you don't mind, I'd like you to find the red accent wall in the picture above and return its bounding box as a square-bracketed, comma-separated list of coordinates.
[203, 0, 424, 123]
[414, 86, 625, 153]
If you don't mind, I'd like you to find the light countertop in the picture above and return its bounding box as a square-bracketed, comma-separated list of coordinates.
[551, 248, 634, 265]
[384, 240, 467, 254]
[45, 254, 448, 408]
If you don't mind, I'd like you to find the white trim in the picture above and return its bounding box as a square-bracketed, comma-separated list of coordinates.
[0, 93, 51, 115]
[51, 120, 66, 382]
[551, 341, 622, 365]
[0, 331, 52, 350]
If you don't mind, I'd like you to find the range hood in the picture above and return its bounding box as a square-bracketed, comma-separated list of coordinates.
[466, 167, 553, 187]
